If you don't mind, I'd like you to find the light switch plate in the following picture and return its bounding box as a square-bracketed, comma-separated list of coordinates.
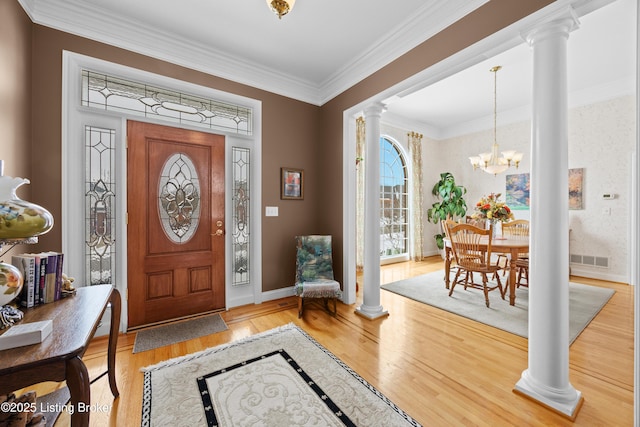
[265, 206, 279, 217]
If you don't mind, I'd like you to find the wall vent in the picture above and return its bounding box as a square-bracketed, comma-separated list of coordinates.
[570, 254, 609, 268]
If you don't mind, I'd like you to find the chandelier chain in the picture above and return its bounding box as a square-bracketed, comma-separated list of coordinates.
[468, 65, 523, 175]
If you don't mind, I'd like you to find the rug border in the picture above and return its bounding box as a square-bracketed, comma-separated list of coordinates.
[140, 323, 422, 427]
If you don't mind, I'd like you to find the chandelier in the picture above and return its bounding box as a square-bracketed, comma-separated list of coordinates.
[469, 66, 523, 175]
[266, 0, 296, 19]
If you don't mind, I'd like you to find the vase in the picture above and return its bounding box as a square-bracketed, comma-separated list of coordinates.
[0, 176, 54, 239]
[0, 262, 23, 306]
[489, 219, 500, 239]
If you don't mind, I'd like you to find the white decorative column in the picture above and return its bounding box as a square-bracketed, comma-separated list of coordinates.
[515, 13, 582, 419]
[634, 2, 640, 425]
[356, 103, 389, 320]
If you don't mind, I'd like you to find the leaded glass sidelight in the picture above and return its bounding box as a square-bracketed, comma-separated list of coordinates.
[81, 70, 253, 135]
[85, 126, 116, 286]
[158, 154, 201, 244]
[232, 147, 250, 286]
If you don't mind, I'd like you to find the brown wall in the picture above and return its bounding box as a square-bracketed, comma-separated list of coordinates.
[319, 0, 555, 284]
[27, 24, 321, 292]
[6, 0, 554, 293]
[0, 1, 33, 256]
[0, 1, 32, 184]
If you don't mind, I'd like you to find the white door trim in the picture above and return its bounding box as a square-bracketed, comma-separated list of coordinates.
[62, 51, 263, 331]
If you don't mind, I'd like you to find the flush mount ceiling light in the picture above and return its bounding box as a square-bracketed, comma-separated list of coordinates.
[469, 66, 523, 176]
[266, 0, 296, 19]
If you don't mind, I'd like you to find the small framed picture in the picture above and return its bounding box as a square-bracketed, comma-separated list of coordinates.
[281, 167, 304, 200]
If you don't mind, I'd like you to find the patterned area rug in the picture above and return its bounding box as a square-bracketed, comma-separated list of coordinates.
[141, 324, 421, 427]
[381, 270, 615, 344]
[133, 313, 228, 353]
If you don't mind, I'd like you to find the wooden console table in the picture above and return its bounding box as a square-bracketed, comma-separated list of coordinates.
[0, 285, 120, 427]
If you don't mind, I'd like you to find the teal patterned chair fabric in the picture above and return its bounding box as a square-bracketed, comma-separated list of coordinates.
[294, 235, 342, 317]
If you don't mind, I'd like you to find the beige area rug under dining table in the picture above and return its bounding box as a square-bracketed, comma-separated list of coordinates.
[141, 323, 421, 427]
[381, 270, 614, 344]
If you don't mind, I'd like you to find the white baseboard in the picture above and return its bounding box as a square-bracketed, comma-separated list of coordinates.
[227, 295, 256, 308]
[570, 265, 629, 284]
[262, 286, 296, 302]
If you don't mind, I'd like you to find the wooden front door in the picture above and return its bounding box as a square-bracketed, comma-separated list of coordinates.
[127, 121, 225, 328]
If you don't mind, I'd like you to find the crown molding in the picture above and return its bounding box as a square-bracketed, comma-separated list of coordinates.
[319, 0, 489, 104]
[19, 0, 324, 104]
[18, 0, 488, 106]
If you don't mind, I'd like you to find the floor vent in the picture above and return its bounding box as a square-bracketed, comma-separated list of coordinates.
[570, 254, 609, 268]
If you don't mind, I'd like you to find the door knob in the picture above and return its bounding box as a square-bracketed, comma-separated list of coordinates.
[215, 229, 224, 236]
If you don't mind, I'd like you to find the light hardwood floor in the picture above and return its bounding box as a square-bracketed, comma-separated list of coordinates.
[28, 256, 633, 426]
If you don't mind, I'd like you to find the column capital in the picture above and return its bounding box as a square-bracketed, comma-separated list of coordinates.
[522, 7, 580, 46]
[363, 102, 386, 119]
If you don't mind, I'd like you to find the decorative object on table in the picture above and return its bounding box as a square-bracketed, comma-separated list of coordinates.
[471, 193, 514, 238]
[11, 251, 65, 305]
[61, 273, 76, 297]
[569, 167, 584, 210]
[0, 261, 24, 307]
[426, 172, 467, 250]
[0, 319, 53, 350]
[141, 323, 421, 427]
[0, 304, 24, 330]
[0, 175, 54, 239]
[505, 173, 530, 210]
[468, 65, 523, 175]
[280, 167, 304, 199]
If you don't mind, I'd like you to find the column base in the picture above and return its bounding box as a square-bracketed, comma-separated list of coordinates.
[355, 304, 389, 320]
[514, 370, 583, 420]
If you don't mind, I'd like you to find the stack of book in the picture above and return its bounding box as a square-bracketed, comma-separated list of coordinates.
[11, 252, 64, 308]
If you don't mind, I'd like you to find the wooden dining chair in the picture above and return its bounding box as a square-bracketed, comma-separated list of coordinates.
[446, 222, 505, 307]
[466, 215, 486, 228]
[500, 219, 529, 287]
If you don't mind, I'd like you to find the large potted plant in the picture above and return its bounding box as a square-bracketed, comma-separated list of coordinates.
[426, 172, 467, 249]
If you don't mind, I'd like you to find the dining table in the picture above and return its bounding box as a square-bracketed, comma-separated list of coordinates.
[443, 235, 529, 305]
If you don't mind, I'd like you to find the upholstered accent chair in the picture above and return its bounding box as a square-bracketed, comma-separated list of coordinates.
[294, 235, 342, 318]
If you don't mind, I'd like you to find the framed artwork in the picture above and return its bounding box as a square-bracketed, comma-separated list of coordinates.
[569, 168, 584, 210]
[505, 173, 530, 210]
[281, 167, 304, 200]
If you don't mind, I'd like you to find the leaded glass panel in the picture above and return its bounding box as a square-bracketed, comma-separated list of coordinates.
[81, 70, 253, 135]
[232, 147, 250, 286]
[158, 154, 201, 244]
[85, 126, 116, 285]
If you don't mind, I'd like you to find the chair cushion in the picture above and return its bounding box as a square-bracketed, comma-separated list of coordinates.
[295, 279, 341, 298]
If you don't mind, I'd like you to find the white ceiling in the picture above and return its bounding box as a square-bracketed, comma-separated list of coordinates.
[18, 0, 636, 138]
[385, 0, 637, 138]
[18, 0, 488, 105]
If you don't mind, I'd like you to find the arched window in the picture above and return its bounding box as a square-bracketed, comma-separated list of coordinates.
[380, 136, 408, 259]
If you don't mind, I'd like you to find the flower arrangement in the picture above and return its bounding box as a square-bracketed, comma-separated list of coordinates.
[472, 193, 514, 222]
